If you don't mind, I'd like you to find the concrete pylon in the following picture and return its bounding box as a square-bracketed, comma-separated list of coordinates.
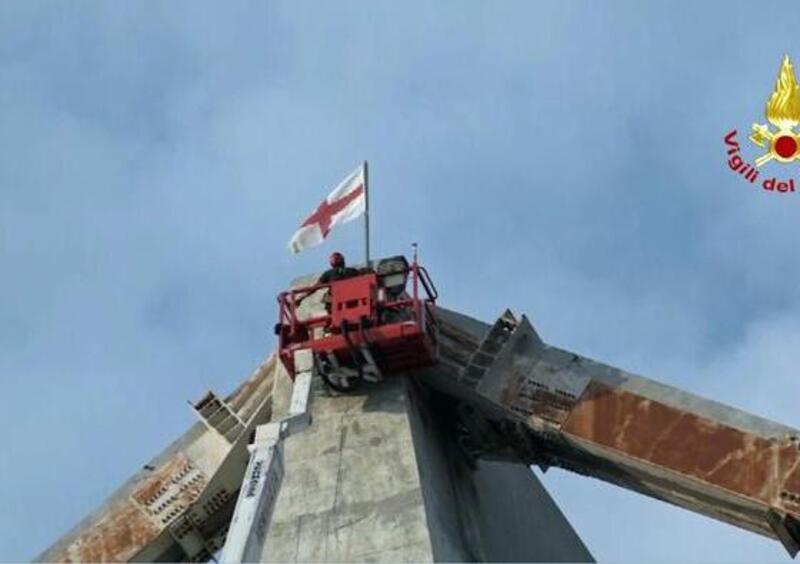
[261, 373, 593, 562]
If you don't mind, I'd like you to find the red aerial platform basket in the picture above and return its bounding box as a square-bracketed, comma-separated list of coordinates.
[275, 256, 438, 391]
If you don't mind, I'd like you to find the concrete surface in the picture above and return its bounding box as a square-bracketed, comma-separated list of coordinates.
[407, 381, 593, 562]
[262, 375, 434, 562]
[261, 371, 593, 562]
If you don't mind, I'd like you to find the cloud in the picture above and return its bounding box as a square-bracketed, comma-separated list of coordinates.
[2, 1, 800, 560]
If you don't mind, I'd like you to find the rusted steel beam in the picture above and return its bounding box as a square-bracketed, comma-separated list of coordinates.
[438, 310, 800, 557]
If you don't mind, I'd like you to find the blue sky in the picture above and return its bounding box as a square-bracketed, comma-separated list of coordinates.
[2, 1, 800, 561]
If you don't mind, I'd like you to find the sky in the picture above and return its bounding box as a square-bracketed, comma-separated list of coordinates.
[1, 1, 800, 561]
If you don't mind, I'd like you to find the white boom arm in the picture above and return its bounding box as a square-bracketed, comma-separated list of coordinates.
[220, 351, 314, 563]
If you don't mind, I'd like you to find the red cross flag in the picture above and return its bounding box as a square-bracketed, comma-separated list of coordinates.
[288, 163, 368, 254]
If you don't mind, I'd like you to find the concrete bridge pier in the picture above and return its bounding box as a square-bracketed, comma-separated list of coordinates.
[261, 374, 593, 562]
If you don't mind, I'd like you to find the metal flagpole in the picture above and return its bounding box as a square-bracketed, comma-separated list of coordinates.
[363, 160, 370, 268]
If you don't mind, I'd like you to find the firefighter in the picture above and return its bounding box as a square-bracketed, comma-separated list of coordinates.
[314, 252, 359, 320]
[292, 252, 359, 310]
[318, 252, 360, 283]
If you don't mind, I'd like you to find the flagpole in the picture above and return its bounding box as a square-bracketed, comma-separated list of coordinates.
[363, 160, 370, 268]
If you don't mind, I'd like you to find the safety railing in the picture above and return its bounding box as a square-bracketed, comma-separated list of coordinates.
[277, 260, 437, 351]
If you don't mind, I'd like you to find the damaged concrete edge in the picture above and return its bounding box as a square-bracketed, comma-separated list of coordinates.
[36, 353, 280, 562]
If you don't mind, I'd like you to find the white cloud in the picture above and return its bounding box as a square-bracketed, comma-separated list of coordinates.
[3, 1, 800, 560]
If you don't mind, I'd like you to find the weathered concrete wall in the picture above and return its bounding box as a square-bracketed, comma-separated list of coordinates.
[262, 376, 434, 562]
[261, 372, 592, 562]
[407, 381, 593, 563]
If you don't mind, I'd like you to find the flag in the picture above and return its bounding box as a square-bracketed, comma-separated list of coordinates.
[288, 163, 366, 254]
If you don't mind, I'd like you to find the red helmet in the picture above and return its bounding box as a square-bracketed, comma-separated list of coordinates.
[329, 252, 345, 268]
